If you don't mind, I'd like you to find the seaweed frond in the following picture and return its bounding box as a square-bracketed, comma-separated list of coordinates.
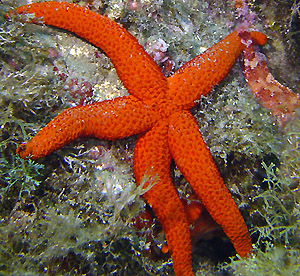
[224, 162, 300, 275]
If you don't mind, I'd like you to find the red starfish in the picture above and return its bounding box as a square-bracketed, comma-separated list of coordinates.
[7, 2, 266, 275]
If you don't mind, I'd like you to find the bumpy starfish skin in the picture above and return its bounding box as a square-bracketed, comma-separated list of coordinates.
[168, 111, 252, 256]
[7, 2, 264, 275]
[17, 96, 156, 159]
[12, 1, 167, 102]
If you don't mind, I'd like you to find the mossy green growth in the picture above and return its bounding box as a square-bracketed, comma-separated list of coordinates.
[252, 162, 300, 245]
[0, 153, 44, 198]
[0, 13, 60, 202]
[226, 243, 300, 276]
[0, 103, 44, 201]
[0, 145, 166, 275]
[225, 162, 300, 275]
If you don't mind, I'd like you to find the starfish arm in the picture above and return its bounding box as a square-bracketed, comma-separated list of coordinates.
[9, 1, 167, 101]
[168, 111, 252, 257]
[17, 95, 156, 159]
[167, 31, 242, 108]
[133, 121, 193, 276]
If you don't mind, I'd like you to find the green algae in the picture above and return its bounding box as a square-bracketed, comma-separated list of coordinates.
[224, 162, 300, 276]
